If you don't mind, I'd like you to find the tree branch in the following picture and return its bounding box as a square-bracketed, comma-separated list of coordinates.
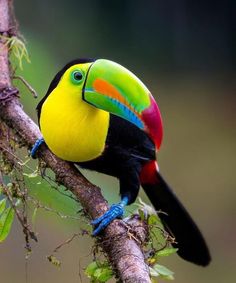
[0, 0, 151, 282]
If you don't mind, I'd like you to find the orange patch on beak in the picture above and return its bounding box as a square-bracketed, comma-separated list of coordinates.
[93, 79, 126, 105]
[93, 78, 142, 119]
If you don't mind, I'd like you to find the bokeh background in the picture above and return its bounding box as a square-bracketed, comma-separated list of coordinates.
[1, 0, 235, 282]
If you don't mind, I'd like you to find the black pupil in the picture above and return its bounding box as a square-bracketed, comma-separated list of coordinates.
[74, 71, 83, 81]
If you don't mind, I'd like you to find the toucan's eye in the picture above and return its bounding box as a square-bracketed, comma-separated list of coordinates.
[71, 70, 84, 84]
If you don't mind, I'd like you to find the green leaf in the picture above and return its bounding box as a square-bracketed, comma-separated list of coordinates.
[0, 206, 15, 242]
[138, 208, 145, 220]
[148, 214, 161, 225]
[85, 261, 99, 277]
[85, 261, 113, 282]
[156, 247, 178, 257]
[149, 266, 160, 277]
[94, 266, 113, 282]
[0, 198, 7, 215]
[152, 264, 174, 280]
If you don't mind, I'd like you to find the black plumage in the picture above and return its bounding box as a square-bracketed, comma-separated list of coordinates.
[80, 115, 211, 266]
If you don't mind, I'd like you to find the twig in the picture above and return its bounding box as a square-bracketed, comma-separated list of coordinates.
[13, 75, 38, 98]
[1, 183, 38, 242]
[51, 233, 79, 254]
[28, 195, 80, 220]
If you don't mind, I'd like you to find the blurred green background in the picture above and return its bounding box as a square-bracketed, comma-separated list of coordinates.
[1, 0, 235, 282]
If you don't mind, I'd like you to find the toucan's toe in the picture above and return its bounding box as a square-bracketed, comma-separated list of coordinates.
[92, 203, 125, 235]
[31, 137, 45, 158]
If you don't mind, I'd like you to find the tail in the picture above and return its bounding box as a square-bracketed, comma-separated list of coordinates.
[140, 161, 211, 266]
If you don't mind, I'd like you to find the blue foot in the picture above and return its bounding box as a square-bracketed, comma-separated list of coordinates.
[92, 197, 129, 236]
[31, 137, 45, 158]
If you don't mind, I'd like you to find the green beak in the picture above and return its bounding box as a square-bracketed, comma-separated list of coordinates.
[83, 59, 151, 130]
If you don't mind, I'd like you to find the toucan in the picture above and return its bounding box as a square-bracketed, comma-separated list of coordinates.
[31, 58, 211, 266]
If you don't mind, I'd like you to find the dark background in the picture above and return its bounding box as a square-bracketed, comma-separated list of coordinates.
[14, 0, 236, 73]
[0, 1, 235, 282]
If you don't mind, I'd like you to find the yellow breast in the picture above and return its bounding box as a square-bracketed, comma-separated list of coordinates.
[39, 86, 109, 162]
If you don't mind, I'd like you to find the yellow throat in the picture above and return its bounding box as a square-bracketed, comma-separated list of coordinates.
[39, 65, 109, 162]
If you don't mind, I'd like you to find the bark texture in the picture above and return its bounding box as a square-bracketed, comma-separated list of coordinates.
[0, 0, 151, 282]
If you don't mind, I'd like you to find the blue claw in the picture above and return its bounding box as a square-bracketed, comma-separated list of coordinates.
[92, 196, 129, 236]
[31, 138, 45, 158]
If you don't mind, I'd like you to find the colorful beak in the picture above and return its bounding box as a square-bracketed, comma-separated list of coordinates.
[83, 59, 163, 149]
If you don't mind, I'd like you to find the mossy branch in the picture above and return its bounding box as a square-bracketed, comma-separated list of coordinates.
[0, 0, 151, 282]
